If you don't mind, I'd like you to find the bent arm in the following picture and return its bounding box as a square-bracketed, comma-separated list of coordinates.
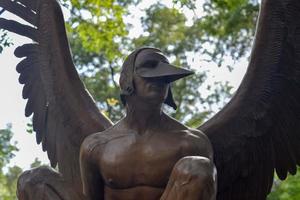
[80, 139, 104, 200]
[161, 156, 216, 200]
[161, 130, 217, 200]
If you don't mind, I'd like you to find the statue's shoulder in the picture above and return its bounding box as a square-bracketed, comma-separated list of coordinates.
[165, 115, 211, 148]
[185, 128, 213, 159]
[164, 114, 207, 139]
[81, 121, 130, 155]
[186, 128, 207, 140]
[169, 125, 213, 159]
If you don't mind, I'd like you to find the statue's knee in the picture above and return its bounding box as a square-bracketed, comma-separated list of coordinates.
[17, 167, 78, 200]
[18, 166, 57, 185]
[17, 166, 60, 199]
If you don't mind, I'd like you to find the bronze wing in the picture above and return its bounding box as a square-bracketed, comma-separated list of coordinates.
[0, 0, 112, 192]
[199, 0, 300, 199]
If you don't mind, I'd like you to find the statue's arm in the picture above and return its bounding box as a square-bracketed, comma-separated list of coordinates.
[80, 139, 104, 200]
[189, 129, 215, 160]
[161, 130, 217, 200]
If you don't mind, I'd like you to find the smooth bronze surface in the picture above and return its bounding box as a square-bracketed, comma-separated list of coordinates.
[1, 0, 300, 200]
[134, 49, 194, 81]
[80, 53, 216, 199]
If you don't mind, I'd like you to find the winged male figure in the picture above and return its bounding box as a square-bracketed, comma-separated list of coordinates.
[80, 47, 217, 200]
[1, 0, 300, 199]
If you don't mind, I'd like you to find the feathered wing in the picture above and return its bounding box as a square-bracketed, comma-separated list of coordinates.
[198, 0, 300, 199]
[0, 0, 113, 193]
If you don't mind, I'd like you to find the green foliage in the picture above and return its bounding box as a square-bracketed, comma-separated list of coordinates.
[133, 3, 235, 123]
[0, 7, 13, 51]
[24, 0, 243, 125]
[0, 31, 12, 54]
[2, 0, 297, 199]
[134, 3, 188, 54]
[1, 1, 300, 200]
[0, 156, 44, 200]
[0, 166, 22, 200]
[55, 2, 300, 198]
[198, 0, 259, 66]
[59, 0, 134, 121]
[171, 73, 208, 127]
[81, 68, 122, 121]
[30, 158, 43, 168]
[0, 125, 19, 200]
[268, 168, 300, 199]
[173, 0, 196, 9]
[65, 0, 127, 62]
[0, 125, 18, 171]
[53, 0, 243, 122]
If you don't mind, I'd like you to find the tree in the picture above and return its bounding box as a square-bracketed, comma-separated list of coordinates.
[57, 0, 250, 123]
[0, 7, 13, 52]
[61, 0, 140, 121]
[55, 1, 300, 198]
[3, 0, 295, 199]
[30, 158, 43, 168]
[0, 30, 12, 53]
[1, 0, 257, 122]
[132, 3, 237, 125]
[1, 166, 22, 200]
[0, 125, 18, 172]
[0, 158, 44, 200]
[192, 0, 259, 66]
[0, 125, 19, 200]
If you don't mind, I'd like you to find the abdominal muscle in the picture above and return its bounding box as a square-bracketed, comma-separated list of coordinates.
[104, 185, 164, 200]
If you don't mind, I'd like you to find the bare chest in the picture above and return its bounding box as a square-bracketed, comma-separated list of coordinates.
[98, 133, 200, 189]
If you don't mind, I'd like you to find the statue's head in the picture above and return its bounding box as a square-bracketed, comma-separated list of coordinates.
[119, 47, 194, 110]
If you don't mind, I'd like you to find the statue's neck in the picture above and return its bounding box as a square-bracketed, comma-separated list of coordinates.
[124, 101, 164, 134]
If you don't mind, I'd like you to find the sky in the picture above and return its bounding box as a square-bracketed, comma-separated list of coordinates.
[0, 1, 249, 170]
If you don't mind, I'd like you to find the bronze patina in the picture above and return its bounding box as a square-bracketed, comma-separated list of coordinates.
[80, 48, 216, 200]
[1, 0, 300, 200]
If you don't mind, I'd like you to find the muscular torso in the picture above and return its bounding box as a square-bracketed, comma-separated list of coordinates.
[82, 120, 212, 200]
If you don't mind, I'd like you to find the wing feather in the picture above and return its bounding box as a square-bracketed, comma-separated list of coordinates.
[0, 0, 113, 195]
[17, 0, 38, 11]
[199, 0, 300, 199]
[0, 18, 37, 40]
[1, 0, 37, 25]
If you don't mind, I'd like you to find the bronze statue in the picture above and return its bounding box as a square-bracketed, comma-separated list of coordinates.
[80, 47, 216, 200]
[0, 0, 300, 199]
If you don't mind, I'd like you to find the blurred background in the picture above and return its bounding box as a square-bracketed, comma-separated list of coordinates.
[0, 0, 298, 199]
